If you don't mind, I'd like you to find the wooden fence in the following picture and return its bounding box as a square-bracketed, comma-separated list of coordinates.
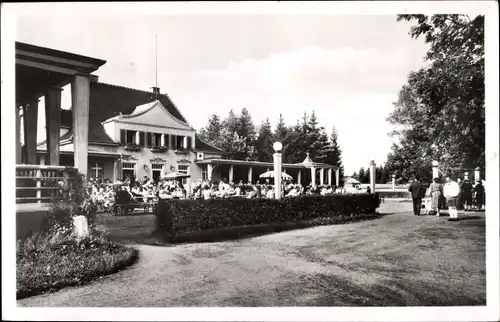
[16, 165, 74, 204]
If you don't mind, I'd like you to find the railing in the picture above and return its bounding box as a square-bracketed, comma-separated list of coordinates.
[16, 165, 74, 204]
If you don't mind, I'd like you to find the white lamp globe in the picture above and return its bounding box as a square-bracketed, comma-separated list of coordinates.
[432, 160, 439, 167]
[273, 141, 283, 152]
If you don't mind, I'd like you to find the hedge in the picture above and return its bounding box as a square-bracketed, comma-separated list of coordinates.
[155, 193, 381, 236]
[377, 191, 411, 199]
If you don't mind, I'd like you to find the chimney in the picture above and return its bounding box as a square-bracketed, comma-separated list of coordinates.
[151, 87, 160, 96]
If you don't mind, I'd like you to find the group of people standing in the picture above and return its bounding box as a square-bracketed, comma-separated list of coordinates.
[409, 176, 485, 221]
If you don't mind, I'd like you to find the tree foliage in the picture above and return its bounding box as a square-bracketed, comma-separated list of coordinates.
[197, 109, 344, 175]
[387, 14, 484, 180]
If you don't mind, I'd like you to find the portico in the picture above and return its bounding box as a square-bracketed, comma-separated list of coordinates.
[196, 154, 340, 186]
[16, 42, 106, 176]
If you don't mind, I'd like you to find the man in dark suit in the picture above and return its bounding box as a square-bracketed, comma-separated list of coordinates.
[408, 177, 425, 216]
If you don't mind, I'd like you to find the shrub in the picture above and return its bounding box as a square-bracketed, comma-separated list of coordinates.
[155, 194, 380, 236]
[16, 224, 138, 299]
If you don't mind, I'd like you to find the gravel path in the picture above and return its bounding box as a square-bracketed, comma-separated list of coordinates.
[18, 202, 486, 307]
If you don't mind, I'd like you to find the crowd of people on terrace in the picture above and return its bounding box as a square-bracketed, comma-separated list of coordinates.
[85, 176, 348, 213]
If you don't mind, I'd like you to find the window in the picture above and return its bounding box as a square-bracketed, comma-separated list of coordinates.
[89, 161, 104, 182]
[178, 164, 189, 185]
[176, 135, 185, 149]
[122, 162, 136, 181]
[153, 133, 162, 147]
[146, 132, 152, 147]
[164, 134, 170, 149]
[126, 130, 137, 145]
[178, 164, 189, 174]
[202, 164, 208, 181]
[171, 134, 177, 148]
[187, 136, 192, 149]
[151, 164, 163, 170]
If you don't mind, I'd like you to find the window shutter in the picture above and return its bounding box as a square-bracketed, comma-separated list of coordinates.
[120, 130, 126, 144]
[139, 131, 145, 146]
[152, 133, 157, 147]
[187, 136, 192, 149]
[171, 134, 177, 149]
[146, 132, 152, 147]
[164, 134, 170, 148]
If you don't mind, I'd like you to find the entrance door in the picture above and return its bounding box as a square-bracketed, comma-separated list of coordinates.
[152, 170, 162, 182]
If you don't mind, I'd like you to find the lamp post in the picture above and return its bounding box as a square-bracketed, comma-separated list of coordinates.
[392, 173, 396, 192]
[432, 160, 439, 180]
[369, 159, 376, 193]
[273, 141, 283, 199]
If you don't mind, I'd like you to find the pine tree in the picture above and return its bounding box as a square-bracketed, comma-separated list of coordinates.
[256, 118, 273, 162]
[358, 168, 366, 183]
[237, 107, 258, 160]
[197, 114, 223, 146]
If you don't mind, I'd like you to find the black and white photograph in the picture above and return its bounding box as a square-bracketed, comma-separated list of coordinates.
[1, 1, 498, 321]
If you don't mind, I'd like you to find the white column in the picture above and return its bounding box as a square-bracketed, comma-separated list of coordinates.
[319, 168, 324, 186]
[24, 100, 39, 165]
[310, 167, 316, 187]
[207, 164, 213, 181]
[229, 165, 234, 183]
[335, 168, 340, 187]
[369, 160, 376, 193]
[474, 167, 480, 182]
[432, 160, 439, 179]
[297, 169, 302, 185]
[71, 74, 91, 177]
[248, 167, 253, 183]
[273, 152, 282, 199]
[328, 168, 332, 185]
[45, 87, 62, 165]
[392, 174, 396, 192]
[15, 106, 21, 163]
[113, 159, 119, 182]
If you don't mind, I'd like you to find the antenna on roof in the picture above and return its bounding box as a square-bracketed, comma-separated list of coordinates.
[155, 34, 158, 89]
[151, 34, 160, 98]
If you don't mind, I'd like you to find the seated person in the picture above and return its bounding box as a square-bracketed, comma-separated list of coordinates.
[203, 186, 212, 200]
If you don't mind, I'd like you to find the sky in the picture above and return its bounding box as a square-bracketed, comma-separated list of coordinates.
[16, 14, 429, 175]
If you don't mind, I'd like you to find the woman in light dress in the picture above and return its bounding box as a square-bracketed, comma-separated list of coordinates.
[443, 176, 460, 221]
[429, 177, 443, 217]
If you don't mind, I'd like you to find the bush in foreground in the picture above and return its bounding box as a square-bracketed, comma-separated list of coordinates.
[155, 194, 380, 239]
[16, 224, 138, 299]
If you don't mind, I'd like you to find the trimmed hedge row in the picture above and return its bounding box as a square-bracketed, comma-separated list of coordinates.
[155, 193, 381, 236]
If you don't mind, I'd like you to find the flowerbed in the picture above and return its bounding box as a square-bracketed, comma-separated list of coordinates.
[155, 194, 381, 238]
[16, 225, 138, 299]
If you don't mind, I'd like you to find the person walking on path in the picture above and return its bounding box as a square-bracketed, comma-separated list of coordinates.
[443, 176, 460, 221]
[408, 177, 425, 216]
[473, 180, 485, 211]
[429, 178, 443, 217]
[461, 179, 474, 211]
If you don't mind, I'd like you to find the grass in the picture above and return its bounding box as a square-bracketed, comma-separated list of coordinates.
[16, 225, 138, 299]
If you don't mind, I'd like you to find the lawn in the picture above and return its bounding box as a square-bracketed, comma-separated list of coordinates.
[18, 201, 486, 306]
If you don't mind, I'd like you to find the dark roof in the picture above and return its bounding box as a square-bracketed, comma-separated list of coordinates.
[16, 41, 107, 68]
[61, 82, 222, 153]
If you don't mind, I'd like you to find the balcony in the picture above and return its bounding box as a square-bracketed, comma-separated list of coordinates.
[174, 148, 190, 155]
[16, 165, 75, 204]
[124, 143, 141, 152]
[150, 146, 168, 153]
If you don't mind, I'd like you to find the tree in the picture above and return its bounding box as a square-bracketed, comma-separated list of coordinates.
[273, 114, 300, 163]
[197, 114, 223, 146]
[388, 14, 485, 174]
[237, 107, 258, 160]
[358, 168, 366, 183]
[256, 118, 274, 162]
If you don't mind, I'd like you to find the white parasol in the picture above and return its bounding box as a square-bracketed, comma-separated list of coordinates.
[163, 172, 190, 180]
[259, 170, 293, 181]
